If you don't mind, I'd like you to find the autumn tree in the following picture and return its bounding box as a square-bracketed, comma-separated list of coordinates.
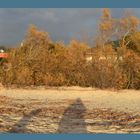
[1, 10, 140, 89]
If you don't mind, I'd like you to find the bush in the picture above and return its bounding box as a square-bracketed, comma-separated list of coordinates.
[0, 24, 140, 90]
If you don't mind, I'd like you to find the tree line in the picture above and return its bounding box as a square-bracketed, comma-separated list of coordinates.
[0, 9, 140, 89]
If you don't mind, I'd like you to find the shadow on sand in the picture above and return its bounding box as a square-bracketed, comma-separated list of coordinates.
[57, 98, 87, 133]
[9, 108, 42, 133]
[9, 98, 87, 133]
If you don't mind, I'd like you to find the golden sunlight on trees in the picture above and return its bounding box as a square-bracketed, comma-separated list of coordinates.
[127, 32, 140, 54]
[0, 9, 140, 89]
[98, 8, 113, 48]
[102, 8, 111, 20]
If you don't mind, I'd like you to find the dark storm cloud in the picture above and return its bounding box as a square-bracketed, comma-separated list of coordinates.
[0, 8, 139, 46]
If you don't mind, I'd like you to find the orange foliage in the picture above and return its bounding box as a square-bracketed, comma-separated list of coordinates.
[0, 10, 140, 90]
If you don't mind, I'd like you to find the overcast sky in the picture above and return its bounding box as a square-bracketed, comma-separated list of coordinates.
[0, 8, 140, 46]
